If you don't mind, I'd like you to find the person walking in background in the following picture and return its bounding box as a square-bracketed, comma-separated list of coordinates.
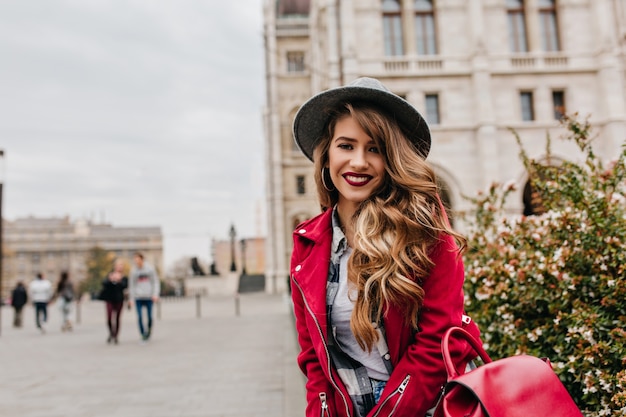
[100, 259, 128, 344]
[290, 77, 481, 417]
[55, 271, 75, 332]
[128, 252, 160, 342]
[28, 273, 53, 333]
[10, 281, 28, 328]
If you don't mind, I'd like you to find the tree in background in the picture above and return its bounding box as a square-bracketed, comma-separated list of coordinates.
[462, 114, 625, 416]
[80, 246, 116, 298]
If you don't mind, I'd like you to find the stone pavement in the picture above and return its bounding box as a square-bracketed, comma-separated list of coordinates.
[0, 293, 306, 417]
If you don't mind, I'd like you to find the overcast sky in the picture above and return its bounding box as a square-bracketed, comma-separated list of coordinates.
[0, 1, 266, 270]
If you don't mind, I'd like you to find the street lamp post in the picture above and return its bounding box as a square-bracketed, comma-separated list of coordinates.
[240, 239, 247, 276]
[229, 224, 237, 272]
[0, 149, 4, 337]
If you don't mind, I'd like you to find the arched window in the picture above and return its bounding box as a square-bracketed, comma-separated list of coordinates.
[522, 180, 545, 216]
[414, 0, 437, 55]
[292, 214, 311, 230]
[437, 178, 455, 227]
[522, 162, 563, 216]
[382, 0, 404, 56]
[538, 0, 560, 51]
[507, 0, 528, 52]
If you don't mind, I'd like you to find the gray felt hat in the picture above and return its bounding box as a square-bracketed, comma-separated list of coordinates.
[292, 77, 431, 161]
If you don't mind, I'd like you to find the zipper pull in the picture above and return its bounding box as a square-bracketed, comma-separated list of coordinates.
[398, 375, 410, 394]
[319, 392, 328, 410]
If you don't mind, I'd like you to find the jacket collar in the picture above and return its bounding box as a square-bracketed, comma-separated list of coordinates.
[293, 208, 333, 243]
[292, 209, 333, 318]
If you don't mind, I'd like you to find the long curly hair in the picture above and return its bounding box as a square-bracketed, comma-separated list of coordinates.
[313, 102, 466, 351]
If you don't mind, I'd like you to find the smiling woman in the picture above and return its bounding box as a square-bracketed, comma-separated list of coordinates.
[289, 77, 481, 417]
[326, 112, 386, 227]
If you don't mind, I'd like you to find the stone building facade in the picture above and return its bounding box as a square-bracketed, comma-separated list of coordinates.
[1, 216, 162, 297]
[263, 0, 626, 293]
[211, 237, 266, 277]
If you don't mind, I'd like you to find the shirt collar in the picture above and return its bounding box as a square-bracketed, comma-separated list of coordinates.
[331, 206, 348, 258]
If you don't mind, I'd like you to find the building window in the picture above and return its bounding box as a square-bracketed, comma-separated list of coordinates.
[523, 180, 546, 216]
[425, 94, 440, 125]
[296, 175, 306, 195]
[507, 0, 528, 52]
[552, 90, 565, 120]
[437, 177, 454, 227]
[538, 0, 560, 51]
[414, 0, 437, 55]
[520, 91, 535, 121]
[383, 0, 404, 56]
[287, 51, 305, 73]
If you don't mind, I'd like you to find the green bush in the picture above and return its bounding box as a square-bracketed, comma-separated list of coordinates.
[462, 115, 626, 416]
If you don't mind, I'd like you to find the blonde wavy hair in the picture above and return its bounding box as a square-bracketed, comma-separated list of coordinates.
[313, 102, 466, 351]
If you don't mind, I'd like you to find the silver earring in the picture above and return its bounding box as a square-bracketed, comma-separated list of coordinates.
[321, 168, 335, 192]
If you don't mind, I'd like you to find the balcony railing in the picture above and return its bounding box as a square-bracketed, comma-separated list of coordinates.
[365, 52, 585, 76]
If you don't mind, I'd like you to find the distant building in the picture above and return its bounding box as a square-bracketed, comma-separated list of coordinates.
[262, 0, 626, 293]
[211, 236, 266, 277]
[1, 216, 162, 298]
[181, 236, 267, 296]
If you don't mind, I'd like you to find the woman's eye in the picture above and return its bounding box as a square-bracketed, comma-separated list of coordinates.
[369, 146, 380, 153]
[338, 143, 352, 150]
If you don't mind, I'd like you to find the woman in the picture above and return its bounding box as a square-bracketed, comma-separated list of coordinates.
[55, 271, 74, 332]
[290, 77, 481, 417]
[100, 259, 128, 344]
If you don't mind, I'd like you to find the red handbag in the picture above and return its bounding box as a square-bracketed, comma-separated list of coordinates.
[432, 327, 583, 417]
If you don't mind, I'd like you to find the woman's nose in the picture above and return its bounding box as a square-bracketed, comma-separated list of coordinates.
[350, 149, 368, 169]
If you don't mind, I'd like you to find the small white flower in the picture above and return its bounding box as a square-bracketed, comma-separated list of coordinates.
[475, 292, 490, 301]
[610, 192, 626, 204]
[503, 180, 517, 192]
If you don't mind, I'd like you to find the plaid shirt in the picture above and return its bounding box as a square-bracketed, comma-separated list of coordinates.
[326, 208, 394, 417]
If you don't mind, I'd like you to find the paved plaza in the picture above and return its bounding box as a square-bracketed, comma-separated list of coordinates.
[0, 293, 306, 417]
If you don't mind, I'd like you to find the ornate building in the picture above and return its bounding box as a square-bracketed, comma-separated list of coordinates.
[263, 0, 626, 293]
[1, 216, 162, 297]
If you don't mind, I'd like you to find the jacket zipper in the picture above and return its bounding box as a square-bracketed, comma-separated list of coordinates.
[319, 392, 331, 417]
[292, 276, 351, 417]
[371, 375, 411, 417]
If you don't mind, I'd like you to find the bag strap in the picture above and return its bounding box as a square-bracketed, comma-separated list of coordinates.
[441, 326, 493, 379]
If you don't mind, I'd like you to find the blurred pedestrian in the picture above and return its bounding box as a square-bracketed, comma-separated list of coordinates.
[28, 273, 53, 333]
[10, 281, 28, 328]
[128, 252, 160, 342]
[100, 259, 128, 344]
[55, 271, 75, 332]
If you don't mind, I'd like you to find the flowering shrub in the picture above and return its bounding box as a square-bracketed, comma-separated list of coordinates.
[462, 115, 626, 416]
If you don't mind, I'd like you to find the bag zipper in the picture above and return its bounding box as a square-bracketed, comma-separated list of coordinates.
[292, 276, 351, 417]
[371, 375, 411, 417]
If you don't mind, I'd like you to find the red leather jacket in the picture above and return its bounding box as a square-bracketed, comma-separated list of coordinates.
[290, 209, 480, 417]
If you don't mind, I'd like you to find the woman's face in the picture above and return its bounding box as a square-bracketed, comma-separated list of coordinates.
[327, 114, 386, 213]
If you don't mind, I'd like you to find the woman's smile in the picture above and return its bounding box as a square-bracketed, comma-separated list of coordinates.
[343, 172, 373, 186]
[327, 114, 386, 212]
